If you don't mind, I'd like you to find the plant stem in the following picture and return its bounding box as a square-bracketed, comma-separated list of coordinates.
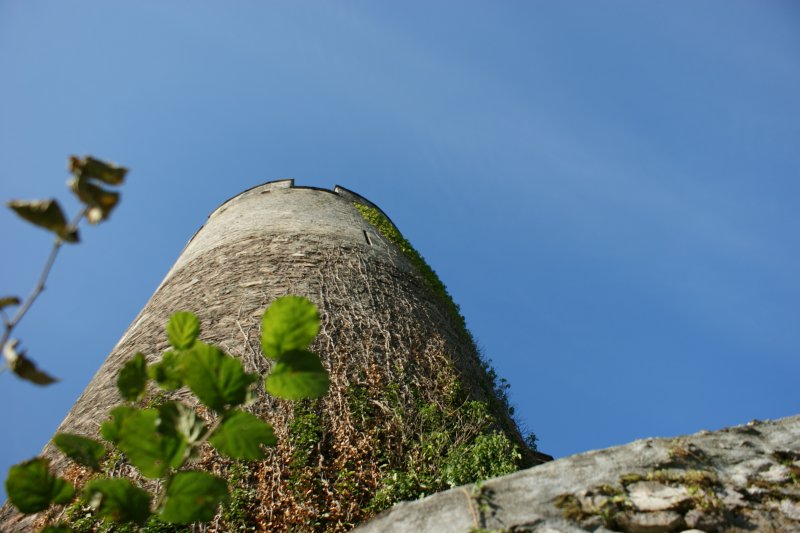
[0, 208, 87, 354]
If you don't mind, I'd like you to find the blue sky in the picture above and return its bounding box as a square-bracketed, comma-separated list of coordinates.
[2, 1, 799, 499]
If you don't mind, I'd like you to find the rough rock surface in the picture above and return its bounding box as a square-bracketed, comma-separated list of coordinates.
[355, 415, 800, 532]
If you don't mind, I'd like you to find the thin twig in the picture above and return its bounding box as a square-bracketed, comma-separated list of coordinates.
[1, 208, 87, 355]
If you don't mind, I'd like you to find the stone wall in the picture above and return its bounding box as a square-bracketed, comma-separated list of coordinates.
[355, 415, 800, 532]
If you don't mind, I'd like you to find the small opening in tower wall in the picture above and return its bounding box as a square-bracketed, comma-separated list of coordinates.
[363, 230, 372, 246]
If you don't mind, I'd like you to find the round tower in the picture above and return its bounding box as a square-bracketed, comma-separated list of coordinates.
[2, 181, 542, 532]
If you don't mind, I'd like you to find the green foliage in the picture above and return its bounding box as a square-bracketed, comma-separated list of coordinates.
[525, 432, 539, 452]
[0, 296, 21, 310]
[99, 405, 136, 443]
[220, 462, 258, 531]
[157, 401, 207, 445]
[53, 433, 106, 471]
[160, 472, 228, 524]
[69, 155, 127, 185]
[369, 396, 523, 513]
[260, 295, 320, 359]
[65, 501, 188, 533]
[442, 432, 521, 487]
[3, 339, 58, 385]
[6, 199, 78, 242]
[117, 352, 148, 401]
[147, 350, 183, 390]
[83, 478, 151, 525]
[265, 349, 330, 400]
[181, 340, 257, 412]
[368, 470, 422, 510]
[165, 312, 200, 350]
[5, 458, 75, 513]
[115, 408, 188, 478]
[67, 155, 127, 224]
[6, 296, 330, 532]
[209, 410, 276, 460]
[289, 403, 323, 469]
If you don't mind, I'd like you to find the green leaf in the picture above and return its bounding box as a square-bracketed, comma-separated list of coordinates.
[100, 406, 136, 443]
[83, 478, 151, 525]
[5, 458, 75, 513]
[117, 353, 148, 401]
[0, 296, 20, 310]
[68, 176, 120, 224]
[209, 410, 276, 460]
[69, 155, 127, 185]
[7, 350, 58, 385]
[116, 408, 187, 478]
[4, 339, 57, 385]
[157, 402, 207, 445]
[40, 524, 74, 532]
[6, 199, 78, 242]
[160, 471, 228, 524]
[260, 296, 319, 359]
[264, 349, 330, 400]
[148, 350, 183, 390]
[181, 341, 257, 412]
[53, 433, 105, 471]
[166, 311, 200, 350]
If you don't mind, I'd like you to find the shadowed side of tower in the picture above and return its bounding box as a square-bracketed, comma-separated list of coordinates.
[1, 181, 542, 532]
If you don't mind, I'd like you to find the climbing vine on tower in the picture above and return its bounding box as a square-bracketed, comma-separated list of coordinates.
[5, 296, 330, 531]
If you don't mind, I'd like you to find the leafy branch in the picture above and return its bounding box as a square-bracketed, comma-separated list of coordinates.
[5, 296, 331, 531]
[1, 156, 127, 385]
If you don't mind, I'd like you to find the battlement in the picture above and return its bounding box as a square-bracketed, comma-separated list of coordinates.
[209, 179, 397, 231]
[163, 179, 408, 288]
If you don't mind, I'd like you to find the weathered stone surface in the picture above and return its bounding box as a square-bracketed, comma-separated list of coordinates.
[615, 510, 684, 532]
[627, 482, 691, 511]
[761, 463, 793, 484]
[355, 415, 800, 532]
[779, 499, 800, 521]
[683, 507, 724, 531]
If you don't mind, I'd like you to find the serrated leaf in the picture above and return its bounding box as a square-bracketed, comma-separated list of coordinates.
[260, 296, 319, 359]
[100, 406, 136, 443]
[116, 408, 187, 478]
[5, 457, 75, 513]
[160, 471, 228, 524]
[181, 341, 257, 412]
[157, 402, 207, 445]
[117, 353, 148, 401]
[0, 296, 20, 310]
[6, 199, 78, 242]
[166, 312, 200, 350]
[68, 176, 120, 224]
[209, 410, 276, 460]
[3, 339, 58, 385]
[69, 156, 127, 185]
[264, 349, 329, 400]
[53, 433, 105, 471]
[83, 478, 151, 525]
[148, 350, 183, 390]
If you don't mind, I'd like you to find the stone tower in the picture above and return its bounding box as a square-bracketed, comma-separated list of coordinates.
[1, 181, 542, 532]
